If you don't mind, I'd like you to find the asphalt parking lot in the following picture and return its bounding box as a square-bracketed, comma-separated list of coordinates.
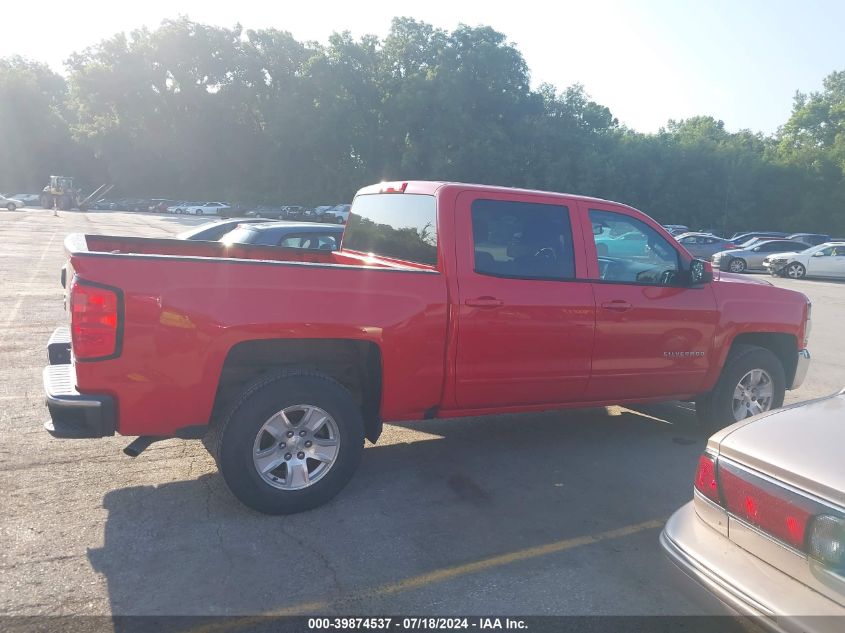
[1, 208, 843, 617]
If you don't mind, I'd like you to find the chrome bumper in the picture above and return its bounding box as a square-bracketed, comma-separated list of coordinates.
[660, 503, 843, 631]
[789, 349, 811, 390]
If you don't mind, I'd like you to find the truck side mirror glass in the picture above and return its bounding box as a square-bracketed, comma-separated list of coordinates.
[689, 259, 713, 285]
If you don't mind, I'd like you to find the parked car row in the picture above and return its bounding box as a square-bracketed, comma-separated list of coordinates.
[246, 203, 350, 223]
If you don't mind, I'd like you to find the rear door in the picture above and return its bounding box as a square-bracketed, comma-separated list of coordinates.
[580, 204, 719, 400]
[453, 191, 595, 408]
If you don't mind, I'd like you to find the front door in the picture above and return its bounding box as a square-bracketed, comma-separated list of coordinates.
[453, 191, 596, 408]
[581, 205, 719, 400]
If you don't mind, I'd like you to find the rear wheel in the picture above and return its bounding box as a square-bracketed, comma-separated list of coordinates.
[785, 262, 806, 279]
[6, 203, 15, 211]
[210, 369, 365, 514]
[696, 345, 785, 433]
[728, 258, 746, 273]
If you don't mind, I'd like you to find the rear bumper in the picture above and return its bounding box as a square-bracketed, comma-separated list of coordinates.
[43, 327, 115, 438]
[660, 502, 843, 631]
[789, 349, 811, 390]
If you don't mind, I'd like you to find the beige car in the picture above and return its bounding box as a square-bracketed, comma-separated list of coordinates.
[661, 391, 845, 630]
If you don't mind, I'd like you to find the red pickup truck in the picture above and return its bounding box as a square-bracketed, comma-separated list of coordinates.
[43, 181, 812, 514]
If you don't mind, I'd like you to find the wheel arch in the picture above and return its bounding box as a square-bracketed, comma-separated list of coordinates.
[726, 332, 799, 389]
[211, 338, 383, 443]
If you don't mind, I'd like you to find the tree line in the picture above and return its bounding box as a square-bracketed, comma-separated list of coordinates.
[1, 16, 843, 234]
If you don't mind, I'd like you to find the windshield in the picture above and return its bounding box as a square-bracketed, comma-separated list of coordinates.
[343, 193, 438, 266]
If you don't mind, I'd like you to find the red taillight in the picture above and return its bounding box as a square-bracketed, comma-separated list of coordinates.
[694, 454, 720, 503]
[70, 278, 121, 360]
[698, 454, 845, 563]
[719, 462, 816, 550]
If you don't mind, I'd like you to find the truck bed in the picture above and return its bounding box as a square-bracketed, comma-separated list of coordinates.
[71, 233, 421, 270]
[63, 233, 448, 436]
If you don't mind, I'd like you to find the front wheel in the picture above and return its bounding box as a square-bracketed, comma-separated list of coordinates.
[6, 203, 15, 211]
[785, 262, 806, 279]
[211, 369, 365, 514]
[696, 345, 785, 434]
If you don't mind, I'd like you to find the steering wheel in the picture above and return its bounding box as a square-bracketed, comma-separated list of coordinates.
[534, 247, 557, 262]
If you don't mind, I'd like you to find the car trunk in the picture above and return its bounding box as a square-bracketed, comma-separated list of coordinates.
[718, 394, 845, 508]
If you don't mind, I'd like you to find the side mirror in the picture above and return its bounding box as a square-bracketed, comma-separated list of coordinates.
[813, 251, 825, 257]
[592, 222, 608, 236]
[688, 258, 713, 285]
[752, 247, 761, 252]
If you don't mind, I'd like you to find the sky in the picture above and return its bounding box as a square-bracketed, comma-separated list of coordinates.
[2, 0, 842, 134]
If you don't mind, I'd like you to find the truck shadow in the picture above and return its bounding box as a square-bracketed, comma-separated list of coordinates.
[88, 406, 706, 619]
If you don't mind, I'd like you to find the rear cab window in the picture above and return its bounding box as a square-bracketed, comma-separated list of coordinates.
[471, 199, 575, 280]
[343, 194, 438, 267]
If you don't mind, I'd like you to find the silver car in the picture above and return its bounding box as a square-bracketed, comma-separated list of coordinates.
[713, 239, 812, 273]
[675, 233, 737, 260]
[0, 194, 25, 211]
[661, 390, 845, 629]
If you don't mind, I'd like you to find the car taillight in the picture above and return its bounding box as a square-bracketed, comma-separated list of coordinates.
[719, 462, 816, 549]
[693, 454, 845, 564]
[694, 453, 720, 503]
[70, 278, 121, 360]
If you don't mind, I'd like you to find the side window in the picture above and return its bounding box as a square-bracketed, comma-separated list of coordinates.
[471, 199, 575, 280]
[280, 234, 338, 250]
[589, 209, 681, 286]
[760, 242, 783, 252]
[279, 235, 305, 248]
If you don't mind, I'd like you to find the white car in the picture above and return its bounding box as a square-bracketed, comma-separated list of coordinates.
[763, 242, 845, 279]
[661, 391, 845, 629]
[0, 194, 25, 211]
[183, 201, 231, 216]
[323, 204, 350, 224]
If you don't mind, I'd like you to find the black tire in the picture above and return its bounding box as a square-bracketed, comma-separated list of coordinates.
[785, 262, 806, 279]
[727, 258, 746, 273]
[210, 369, 365, 515]
[696, 344, 785, 434]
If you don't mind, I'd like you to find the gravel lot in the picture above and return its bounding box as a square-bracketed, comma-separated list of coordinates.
[1, 208, 842, 617]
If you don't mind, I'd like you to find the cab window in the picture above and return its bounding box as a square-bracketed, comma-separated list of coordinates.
[471, 199, 575, 280]
[590, 209, 681, 286]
